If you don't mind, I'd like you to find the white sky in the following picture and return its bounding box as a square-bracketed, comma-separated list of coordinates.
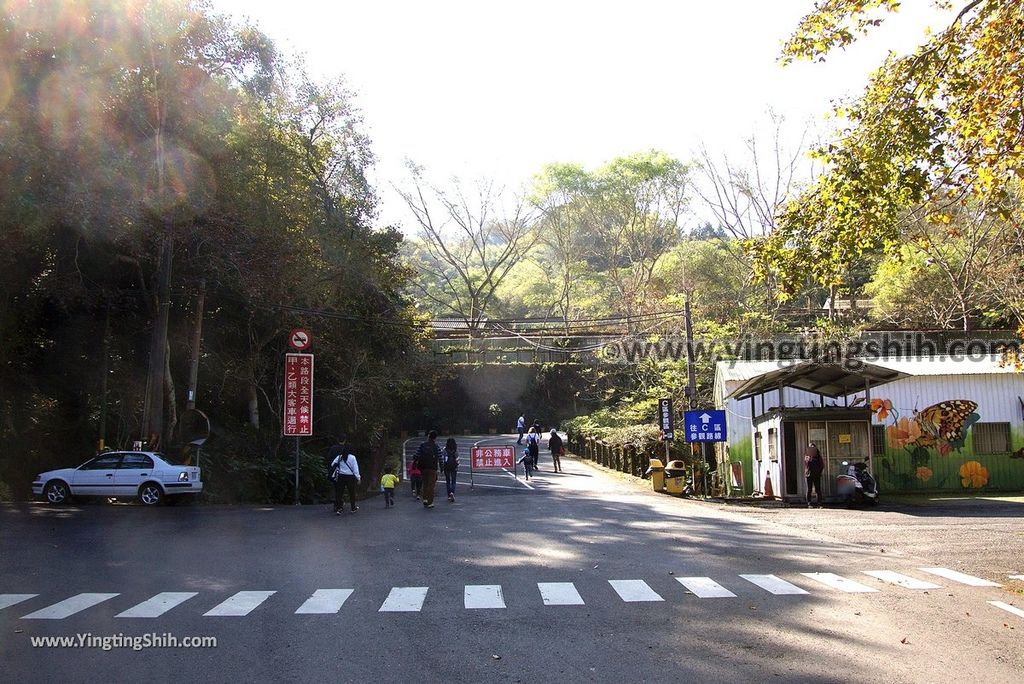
[208, 0, 948, 230]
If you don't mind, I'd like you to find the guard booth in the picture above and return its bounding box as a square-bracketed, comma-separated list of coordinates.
[726, 360, 907, 501]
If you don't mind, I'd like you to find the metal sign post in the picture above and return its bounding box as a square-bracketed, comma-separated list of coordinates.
[284, 333, 314, 505]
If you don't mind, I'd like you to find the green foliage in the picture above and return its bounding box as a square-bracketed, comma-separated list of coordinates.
[758, 1, 1024, 301]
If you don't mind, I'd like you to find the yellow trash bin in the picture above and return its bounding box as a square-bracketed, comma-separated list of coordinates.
[646, 459, 665, 491]
[664, 460, 689, 496]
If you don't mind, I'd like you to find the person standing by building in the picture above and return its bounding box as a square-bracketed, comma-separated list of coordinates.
[516, 414, 526, 444]
[804, 441, 824, 508]
[416, 431, 442, 508]
[443, 437, 459, 502]
[526, 427, 540, 470]
[329, 440, 361, 515]
[548, 429, 563, 473]
[380, 466, 399, 508]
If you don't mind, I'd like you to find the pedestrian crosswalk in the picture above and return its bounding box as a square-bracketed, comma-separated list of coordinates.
[1, 567, 1017, 622]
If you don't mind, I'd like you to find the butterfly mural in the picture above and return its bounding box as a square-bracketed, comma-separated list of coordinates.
[876, 399, 980, 456]
[910, 400, 980, 455]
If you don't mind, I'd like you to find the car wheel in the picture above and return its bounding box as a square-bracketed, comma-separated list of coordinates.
[138, 482, 164, 506]
[44, 480, 71, 505]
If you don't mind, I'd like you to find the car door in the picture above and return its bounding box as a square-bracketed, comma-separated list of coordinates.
[114, 452, 155, 496]
[70, 453, 123, 496]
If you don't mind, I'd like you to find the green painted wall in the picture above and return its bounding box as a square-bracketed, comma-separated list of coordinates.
[727, 437, 754, 496]
[875, 429, 1024, 493]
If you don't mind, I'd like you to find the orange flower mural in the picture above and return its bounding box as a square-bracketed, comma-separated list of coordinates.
[886, 417, 922, 449]
[915, 466, 933, 482]
[871, 398, 893, 421]
[959, 461, 989, 488]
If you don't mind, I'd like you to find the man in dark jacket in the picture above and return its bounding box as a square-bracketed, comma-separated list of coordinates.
[548, 429, 564, 473]
[803, 442, 824, 508]
[416, 431, 442, 508]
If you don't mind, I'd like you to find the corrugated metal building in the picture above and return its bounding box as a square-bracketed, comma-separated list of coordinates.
[713, 356, 1024, 498]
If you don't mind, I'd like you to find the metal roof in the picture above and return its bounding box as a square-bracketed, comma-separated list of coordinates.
[724, 359, 910, 400]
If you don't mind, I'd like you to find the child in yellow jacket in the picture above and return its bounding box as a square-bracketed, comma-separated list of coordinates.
[380, 467, 400, 508]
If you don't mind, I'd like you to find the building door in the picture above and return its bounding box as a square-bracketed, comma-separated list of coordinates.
[825, 421, 869, 497]
[783, 422, 798, 498]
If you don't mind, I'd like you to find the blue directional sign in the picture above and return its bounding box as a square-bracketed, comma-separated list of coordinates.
[683, 410, 727, 443]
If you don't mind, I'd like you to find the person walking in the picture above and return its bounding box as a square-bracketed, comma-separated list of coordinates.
[416, 431, 442, 508]
[380, 466, 399, 508]
[443, 437, 459, 502]
[408, 457, 423, 499]
[516, 414, 526, 444]
[329, 441, 361, 515]
[518, 447, 534, 480]
[548, 429, 563, 473]
[526, 427, 540, 470]
[804, 441, 824, 508]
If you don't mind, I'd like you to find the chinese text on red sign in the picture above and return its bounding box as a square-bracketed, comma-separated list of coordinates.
[283, 353, 314, 436]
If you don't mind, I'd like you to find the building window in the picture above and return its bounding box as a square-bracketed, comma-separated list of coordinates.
[767, 428, 778, 461]
[973, 422, 1011, 454]
[754, 431, 762, 461]
[872, 425, 886, 456]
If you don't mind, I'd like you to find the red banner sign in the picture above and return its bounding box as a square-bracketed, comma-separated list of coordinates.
[283, 353, 314, 436]
[471, 446, 515, 469]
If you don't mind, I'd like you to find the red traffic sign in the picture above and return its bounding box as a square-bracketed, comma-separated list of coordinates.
[288, 328, 312, 351]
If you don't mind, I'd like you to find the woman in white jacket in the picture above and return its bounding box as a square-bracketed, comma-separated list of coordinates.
[330, 442, 361, 514]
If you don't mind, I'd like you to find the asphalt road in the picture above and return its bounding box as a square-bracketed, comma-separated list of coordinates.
[2, 435, 1022, 683]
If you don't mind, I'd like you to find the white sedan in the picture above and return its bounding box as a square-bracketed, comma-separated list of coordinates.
[32, 451, 202, 506]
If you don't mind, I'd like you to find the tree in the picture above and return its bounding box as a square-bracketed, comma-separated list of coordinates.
[398, 167, 538, 336]
[756, 1, 1024, 300]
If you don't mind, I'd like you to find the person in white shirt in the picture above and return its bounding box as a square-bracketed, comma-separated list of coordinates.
[329, 441, 361, 514]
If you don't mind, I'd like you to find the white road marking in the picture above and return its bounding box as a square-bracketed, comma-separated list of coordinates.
[918, 567, 1001, 587]
[295, 589, 354, 614]
[0, 594, 38, 611]
[676, 577, 736, 598]
[1008, 575, 1024, 581]
[862, 571, 941, 590]
[22, 593, 119, 619]
[502, 468, 534, 489]
[116, 592, 198, 618]
[989, 601, 1024, 619]
[801, 573, 879, 593]
[464, 585, 506, 609]
[538, 582, 585, 606]
[379, 587, 428, 612]
[203, 591, 276, 616]
[608, 580, 663, 602]
[466, 482, 532, 490]
[739, 574, 809, 595]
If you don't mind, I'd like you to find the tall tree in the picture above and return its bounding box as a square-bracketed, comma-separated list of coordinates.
[755, 1, 1024, 300]
[398, 167, 538, 336]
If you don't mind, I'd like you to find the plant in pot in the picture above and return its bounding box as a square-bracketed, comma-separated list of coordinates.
[488, 403, 502, 434]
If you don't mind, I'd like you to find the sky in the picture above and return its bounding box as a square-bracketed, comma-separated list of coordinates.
[208, 0, 949, 230]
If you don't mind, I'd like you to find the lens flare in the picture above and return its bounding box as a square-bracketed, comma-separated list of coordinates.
[138, 137, 217, 223]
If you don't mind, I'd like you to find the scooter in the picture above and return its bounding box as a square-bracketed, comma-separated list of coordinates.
[836, 460, 879, 506]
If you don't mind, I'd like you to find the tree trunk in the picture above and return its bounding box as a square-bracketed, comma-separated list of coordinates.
[164, 340, 177, 446]
[247, 381, 260, 430]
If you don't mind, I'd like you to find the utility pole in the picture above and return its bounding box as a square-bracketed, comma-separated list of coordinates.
[98, 302, 111, 451]
[684, 293, 697, 410]
[186, 278, 206, 411]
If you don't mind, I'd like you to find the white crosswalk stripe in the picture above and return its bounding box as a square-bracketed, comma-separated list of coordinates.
[203, 591, 276, 617]
[379, 587, 428, 612]
[1008, 575, 1024, 581]
[863, 571, 941, 590]
[676, 577, 736, 598]
[988, 601, 1024, 619]
[464, 585, 505, 609]
[295, 589, 353, 614]
[116, 592, 198, 618]
[918, 567, 1001, 587]
[608, 580, 663, 602]
[801, 573, 879, 593]
[22, 593, 119, 620]
[0, 594, 37, 612]
[739, 574, 809, 595]
[538, 582, 585, 606]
